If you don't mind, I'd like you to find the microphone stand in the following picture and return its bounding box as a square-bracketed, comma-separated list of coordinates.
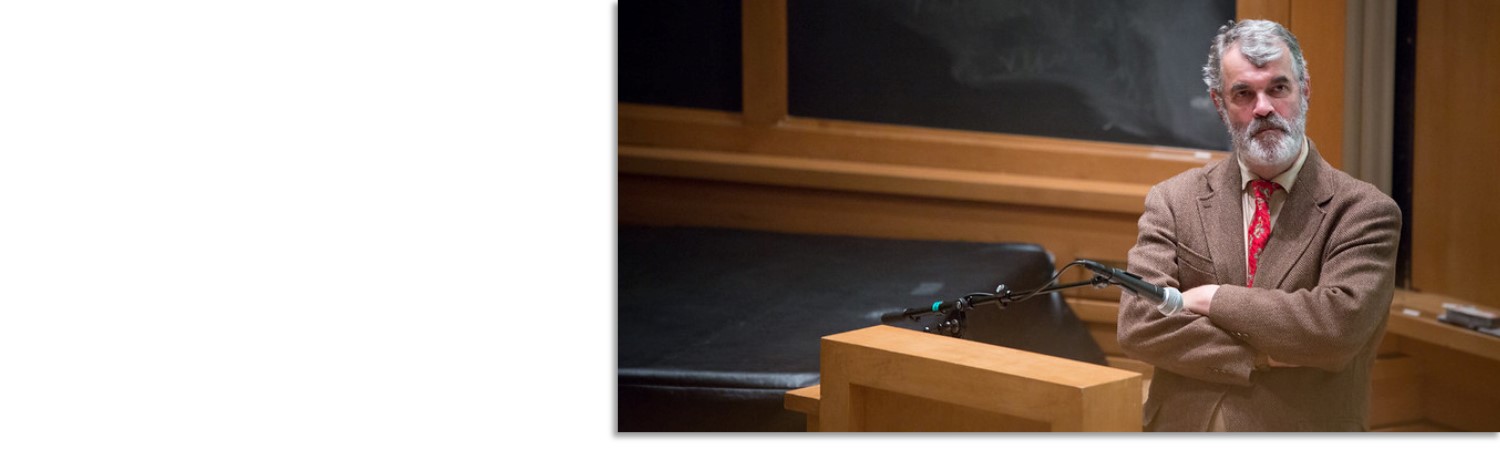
[882, 275, 1115, 338]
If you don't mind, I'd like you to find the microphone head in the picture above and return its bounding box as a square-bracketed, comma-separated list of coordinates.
[1155, 287, 1183, 316]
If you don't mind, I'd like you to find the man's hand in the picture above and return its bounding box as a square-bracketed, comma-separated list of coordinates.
[1182, 284, 1220, 316]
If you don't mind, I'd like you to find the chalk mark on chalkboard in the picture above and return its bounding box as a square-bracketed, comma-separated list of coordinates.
[790, 0, 1233, 150]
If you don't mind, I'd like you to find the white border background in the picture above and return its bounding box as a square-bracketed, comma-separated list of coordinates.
[0, 1, 1490, 448]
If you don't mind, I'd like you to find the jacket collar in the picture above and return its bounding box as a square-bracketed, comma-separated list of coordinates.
[1197, 140, 1332, 288]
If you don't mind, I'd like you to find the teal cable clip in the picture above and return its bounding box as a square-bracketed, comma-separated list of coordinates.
[932, 301, 943, 312]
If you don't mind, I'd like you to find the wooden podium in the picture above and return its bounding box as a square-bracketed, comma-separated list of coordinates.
[785, 325, 1142, 431]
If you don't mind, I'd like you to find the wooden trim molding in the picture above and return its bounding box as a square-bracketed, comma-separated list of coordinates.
[621, 145, 1150, 215]
[619, 104, 1224, 214]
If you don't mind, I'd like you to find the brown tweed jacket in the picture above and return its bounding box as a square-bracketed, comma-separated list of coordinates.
[1117, 143, 1401, 432]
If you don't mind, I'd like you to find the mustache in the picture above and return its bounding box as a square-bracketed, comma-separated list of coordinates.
[1244, 115, 1290, 136]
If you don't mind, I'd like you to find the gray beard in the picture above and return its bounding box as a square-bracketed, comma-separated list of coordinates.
[1228, 103, 1306, 172]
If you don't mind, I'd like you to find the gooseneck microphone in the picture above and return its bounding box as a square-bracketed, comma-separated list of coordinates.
[879, 259, 1183, 333]
[1077, 260, 1183, 315]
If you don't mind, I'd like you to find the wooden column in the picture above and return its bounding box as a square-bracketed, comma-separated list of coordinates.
[741, 0, 787, 128]
[1411, 0, 1500, 309]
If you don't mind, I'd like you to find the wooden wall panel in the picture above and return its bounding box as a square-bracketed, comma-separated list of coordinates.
[1290, 0, 1347, 170]
[1400, 339, 1500, 431]
[619, 174, 1139, 264]
[1087, 323, 1122, 357]
[1238, 0, 1292, 23]
[1411, 0, 1500, 310]
[1368, 355, 1424, 429]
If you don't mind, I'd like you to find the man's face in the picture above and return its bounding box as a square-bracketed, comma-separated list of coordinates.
[1213, 42, 1308, 172]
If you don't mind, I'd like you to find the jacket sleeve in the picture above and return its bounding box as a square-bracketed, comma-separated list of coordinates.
[1117, 184, 1259, 386]
[1205, 194, 1401, 372]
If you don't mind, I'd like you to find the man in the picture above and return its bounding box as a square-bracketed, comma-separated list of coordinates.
[1116, 20, 1402, 432]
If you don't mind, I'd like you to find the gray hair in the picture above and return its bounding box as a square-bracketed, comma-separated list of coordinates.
[1201, 20, 1308, 95]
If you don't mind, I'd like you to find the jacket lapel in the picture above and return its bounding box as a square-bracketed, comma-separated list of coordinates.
[1198, 158, 1247, 287]
[1254, 144, 1332, 290]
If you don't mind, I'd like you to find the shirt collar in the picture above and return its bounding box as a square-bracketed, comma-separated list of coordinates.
[1237, 137, 1309, 193]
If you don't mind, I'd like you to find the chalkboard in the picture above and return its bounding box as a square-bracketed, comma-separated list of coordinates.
[788, 0, 1234, 150]
[619, 0, 743, 112]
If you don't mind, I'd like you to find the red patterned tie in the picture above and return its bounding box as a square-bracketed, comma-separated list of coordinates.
[1246, 179, 1280, 287]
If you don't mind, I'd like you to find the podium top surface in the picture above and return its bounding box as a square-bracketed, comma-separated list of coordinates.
[825, 325, 1139, 389]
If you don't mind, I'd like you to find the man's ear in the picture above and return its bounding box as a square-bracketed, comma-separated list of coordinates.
[1210, 89, 1223, 110]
